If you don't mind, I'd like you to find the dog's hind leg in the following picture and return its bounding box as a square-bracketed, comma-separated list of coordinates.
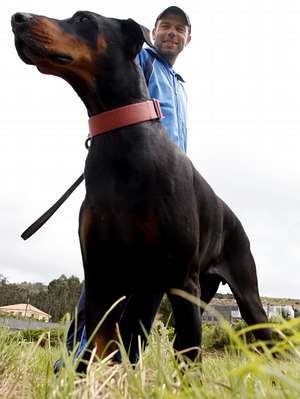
[209, 222, 272, 342]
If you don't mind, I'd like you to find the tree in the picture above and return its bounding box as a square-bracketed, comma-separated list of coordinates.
[47, 275, 82, 322]
[0, 274, 82, 322]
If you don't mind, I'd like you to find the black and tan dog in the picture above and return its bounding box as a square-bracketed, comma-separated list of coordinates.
[11, 11, 272, 366]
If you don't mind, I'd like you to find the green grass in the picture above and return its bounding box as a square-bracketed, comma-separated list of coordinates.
[0, 317, 299, 398]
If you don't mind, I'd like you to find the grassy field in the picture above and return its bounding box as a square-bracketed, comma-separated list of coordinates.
[0, 317, 299, 399]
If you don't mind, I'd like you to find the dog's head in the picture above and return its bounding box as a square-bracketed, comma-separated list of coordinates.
[11, 11, 152, 82]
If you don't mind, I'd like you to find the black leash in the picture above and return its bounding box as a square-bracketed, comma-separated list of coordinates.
[21, 173, 84, 240]
[21, 98, 158, 240]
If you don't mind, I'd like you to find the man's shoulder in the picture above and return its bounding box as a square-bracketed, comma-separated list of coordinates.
[138, 48, 186, 86]
[139, 47, 157, 63]
[140, 48, 185, 80]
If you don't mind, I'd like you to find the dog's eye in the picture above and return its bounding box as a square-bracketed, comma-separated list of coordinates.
[79, 15, 89, 23]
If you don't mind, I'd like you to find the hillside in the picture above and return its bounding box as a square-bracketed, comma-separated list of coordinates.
[212, 293, 300, 308]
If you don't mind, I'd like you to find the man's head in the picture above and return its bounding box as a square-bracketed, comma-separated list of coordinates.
[152, 6, 191, 65]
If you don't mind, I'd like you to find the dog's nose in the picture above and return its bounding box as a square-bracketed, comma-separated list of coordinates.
[11, 12, 33, 28]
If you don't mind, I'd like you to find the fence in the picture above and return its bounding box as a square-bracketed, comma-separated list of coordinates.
[0, 317, 61, 330]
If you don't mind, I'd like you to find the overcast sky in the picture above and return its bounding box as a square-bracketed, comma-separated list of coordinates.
[1, 0, 300, 299]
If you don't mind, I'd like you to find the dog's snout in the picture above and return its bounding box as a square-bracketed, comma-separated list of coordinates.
[11, 12, 33, 28]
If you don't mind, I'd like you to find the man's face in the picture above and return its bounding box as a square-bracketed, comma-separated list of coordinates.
[152, 14, 191, 64]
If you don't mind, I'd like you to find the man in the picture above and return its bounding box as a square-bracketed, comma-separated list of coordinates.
[138, 6, 191, 152]
[62, 5, 192, 367]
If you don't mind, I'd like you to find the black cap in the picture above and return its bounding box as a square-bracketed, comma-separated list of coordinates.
[155, 6, 191, 32]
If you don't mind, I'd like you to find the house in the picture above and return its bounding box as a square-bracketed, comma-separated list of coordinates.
[202, 301, 296, 324]
[264, 304, 295, 319]
[0, 303, 50, 322]
[202, 304, 240, 323]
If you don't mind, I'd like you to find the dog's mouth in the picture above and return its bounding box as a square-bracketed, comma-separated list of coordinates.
[48, 53, 73, 65]
[14, 35, 74, 66]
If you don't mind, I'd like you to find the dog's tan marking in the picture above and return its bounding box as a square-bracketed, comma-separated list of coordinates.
[97, 34, 107, 53]
[93, 329, 117, 358]
[79, 207, 94, 258]
[134, 209, 158, 243]
[29, 17, 101, 87]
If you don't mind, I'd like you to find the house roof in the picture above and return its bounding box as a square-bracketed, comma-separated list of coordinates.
[0, 303, 50, 316]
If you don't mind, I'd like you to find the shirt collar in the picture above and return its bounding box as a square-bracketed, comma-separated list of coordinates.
[145, 47, 185, 83]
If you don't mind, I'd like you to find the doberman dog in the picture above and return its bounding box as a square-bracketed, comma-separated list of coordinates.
[12, 10, 272, 367]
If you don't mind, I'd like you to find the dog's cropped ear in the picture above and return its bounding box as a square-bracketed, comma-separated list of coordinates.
[121, 18, 153, 59]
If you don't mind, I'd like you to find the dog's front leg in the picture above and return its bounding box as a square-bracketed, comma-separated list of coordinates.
[84, 290, 125, 358]
[168, 280, 201, 361]
[118, 292, 164, 363]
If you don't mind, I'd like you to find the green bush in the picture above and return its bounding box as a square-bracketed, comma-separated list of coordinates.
[203, 323, 231, 350]
[203, 321, 256, 350]
[158, 295, 174, 327]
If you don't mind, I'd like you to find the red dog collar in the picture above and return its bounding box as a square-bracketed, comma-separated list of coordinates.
[88, 99, 163, 138]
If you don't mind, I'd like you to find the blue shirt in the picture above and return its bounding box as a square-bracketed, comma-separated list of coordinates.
[138, 47, 188, 153]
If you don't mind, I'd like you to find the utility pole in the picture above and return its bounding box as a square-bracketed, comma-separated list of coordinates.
[24, 297, 29, 318]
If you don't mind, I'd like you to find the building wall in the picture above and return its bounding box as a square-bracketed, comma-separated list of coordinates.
[0, 308, 50, 322]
